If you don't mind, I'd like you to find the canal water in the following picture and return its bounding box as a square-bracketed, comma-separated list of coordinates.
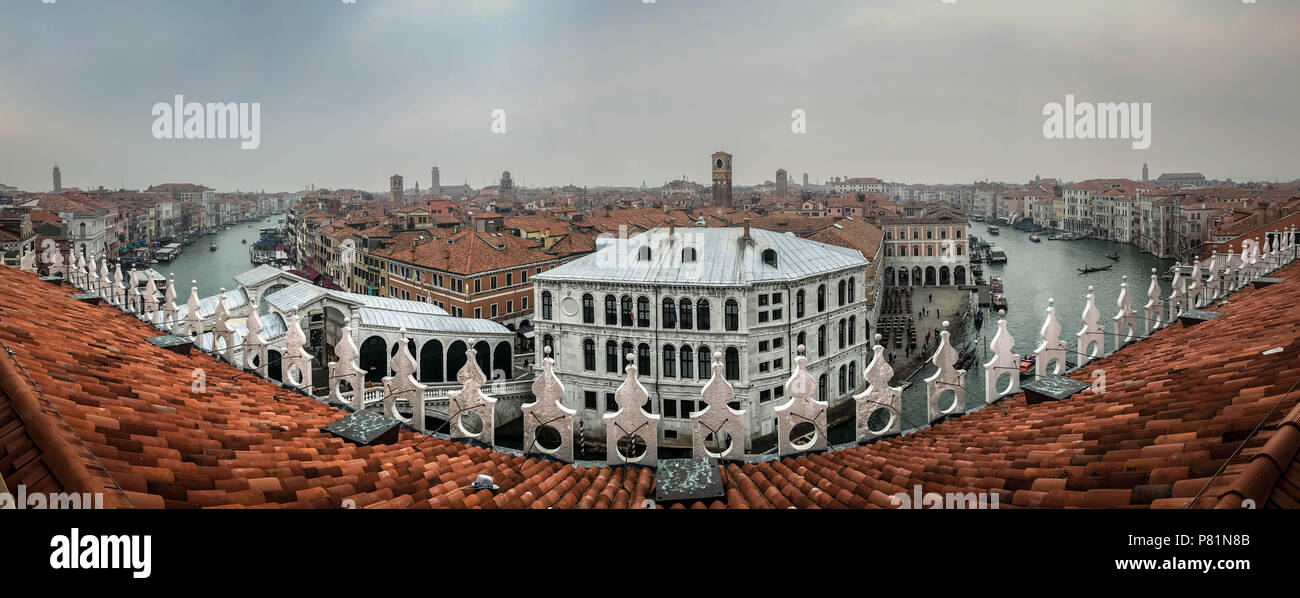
[152, 213, 286, 297]
[829, 222, 1177, 443]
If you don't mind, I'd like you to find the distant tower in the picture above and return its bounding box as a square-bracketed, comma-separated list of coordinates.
[390, 174, 404, 205]
[1142, 163, 1149, 182]
[711, 151, 733, 208]
[500, 170, 514, 202]
[431, 166, 441, 195]
[776, 169, 788, 197]
[52, 163, 62, 192]
[802, 172, 809, 186]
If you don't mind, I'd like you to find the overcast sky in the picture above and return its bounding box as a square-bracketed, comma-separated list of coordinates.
[2, 0, 1296, 192]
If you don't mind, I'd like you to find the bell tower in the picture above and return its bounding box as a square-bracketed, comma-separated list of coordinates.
[711, 151, 733, 208]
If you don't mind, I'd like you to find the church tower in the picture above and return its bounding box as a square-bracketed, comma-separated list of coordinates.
[711, 151, 733, 208]
[390, 174, 404, 205]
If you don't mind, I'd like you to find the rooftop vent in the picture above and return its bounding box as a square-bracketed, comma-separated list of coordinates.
[1178, 309, 1223, 327]
[70, 293, 101, 306]
[146, 335, 193, 356]
[1021, 375, 1091, 406]
[654, 457, 725, 504]
[321, 409, 403, 446]
[1253, 276, 1285, 289]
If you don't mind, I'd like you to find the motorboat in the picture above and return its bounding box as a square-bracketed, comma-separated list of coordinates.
[1029, 234, 1042, 242]
[209, 243, 218, 252]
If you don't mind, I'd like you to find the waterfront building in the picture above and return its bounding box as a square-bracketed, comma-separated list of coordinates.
[879, 206, 970, 287]
[532, 223, 872, 451]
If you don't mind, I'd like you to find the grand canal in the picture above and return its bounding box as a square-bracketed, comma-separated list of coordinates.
[830, 222, 1178, 443]
[150, 213, 286, 296]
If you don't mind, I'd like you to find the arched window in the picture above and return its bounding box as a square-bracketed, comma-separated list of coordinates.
[604, 294, 617, 325]
[796, 289, 805, 318]
[762, 248, 778, 268]
[583, 339, 595, 371]
[817, 325, 826, 356]
[679, 298, 693, 329]
[912, 229, 919, 239]
[848, 277, 856, 302]
[663, 345, 676, 377]
[636, 296, 650, 327]
[697, 345, 711, 379]
[622, 342, 633, 366]
[848, 361, 857, 391]
[682, 247, 697, 263]
[838, 365, 847, 395]
[956, 229, 963, 239]
[913, 245, 921, 256]
[680, 345, 693, 379]
[927, 245, 934, 256]
[637, 343, 651, 374]
[696, 299, 711, 330]
[838, 319, 846, 349]
[926, 229, 933, 239]
[637, 246, 651, 261]
[838, 280, 846, 306]
[605, 341, 618, 373]
[796, 331, 806, 352]
[620, 295, 633, 326]
[849, 315, 857, 345]
[662, 297, 676, 328]
[957, 245, 963, 255]
[724, 347, 740, 380]
[581, 293, 594, 324]
[817, 285, 826, 312]
[818, 373, 828, 402]
[724, 299, 739, 331]
[541, 291, 553, 320]
[940, 229, 947, 239]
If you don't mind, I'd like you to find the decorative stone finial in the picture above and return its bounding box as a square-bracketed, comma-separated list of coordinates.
[604, 345, 659, 465]
[693, 349, 744, 459]
[328, 316, 366, 410]
[924, 320, 966, 424]
[983, 313, 1021, 402]
[775, 349, 827, 455]
[1114, 274, 1136, 345]
[523, 338, 575, 461]
[1034, 296, 1065, 377]
[1076, 285, 1104, 364]
[856, 344, 902, 441]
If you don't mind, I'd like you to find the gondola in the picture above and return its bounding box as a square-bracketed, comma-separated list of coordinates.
[1077, 264, 1112, 274]
[1105, 252, 1120, 260]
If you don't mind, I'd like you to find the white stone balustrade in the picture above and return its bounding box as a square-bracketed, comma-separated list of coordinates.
[161, 274, 180, 332]
[1187, 258, 1203, 308]
[210, 288, 237, 361]
[1076, 286, 1104, 364]
[241, 290, 268, 373]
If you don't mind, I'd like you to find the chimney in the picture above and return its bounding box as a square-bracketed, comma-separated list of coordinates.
[742, 217, 751, 240]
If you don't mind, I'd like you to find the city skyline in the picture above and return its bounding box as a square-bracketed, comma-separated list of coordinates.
[2, 0, 1298, 192]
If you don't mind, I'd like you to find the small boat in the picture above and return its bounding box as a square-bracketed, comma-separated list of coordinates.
[1161, 273, 1174, 281]
[1048, 234, 1064, 241]
[1105, 252, 1120, 260]
[1077, 264, 1113, 274]
[989, 248, 1008, 263]
[241, 239, 247, 244]
[209, 243, 218, 252]
[988, 226, 1000, 235]
[1029, 234, 1041, 242]
[1019, 355, 1037, 378]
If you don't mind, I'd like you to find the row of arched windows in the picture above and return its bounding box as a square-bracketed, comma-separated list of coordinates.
[579, 338, 742, 381]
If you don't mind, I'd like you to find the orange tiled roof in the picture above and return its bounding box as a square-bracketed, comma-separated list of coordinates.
[2, 262, 1300, 508]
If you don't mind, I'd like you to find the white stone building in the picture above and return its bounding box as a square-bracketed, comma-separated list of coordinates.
[879, 209, 971, 287]
[532, 225, 872, 452]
